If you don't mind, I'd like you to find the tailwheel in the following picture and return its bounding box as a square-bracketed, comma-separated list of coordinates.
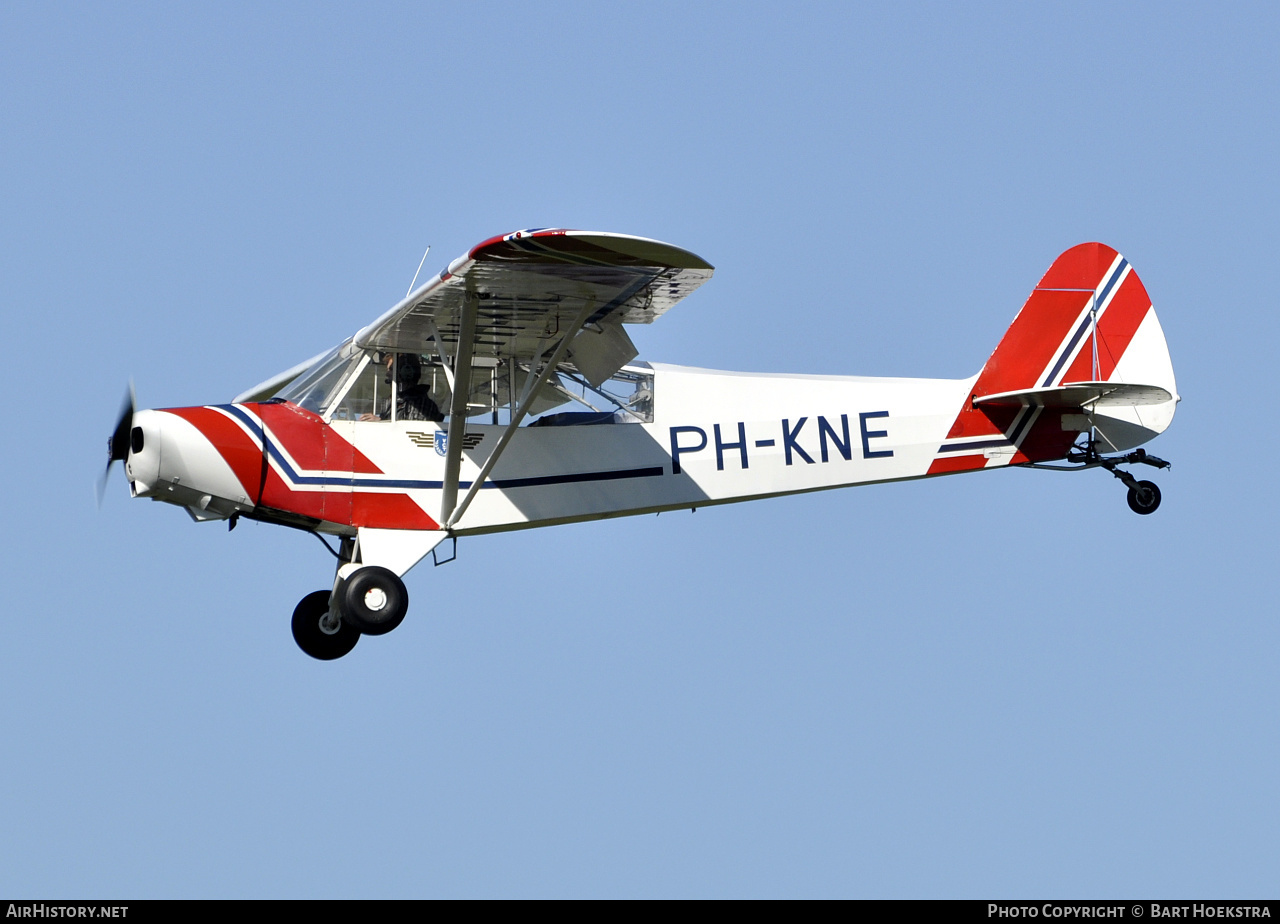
[337, 566, 409, 636]
[292, 590, 360, 660]
[1126, 480, 1162, 515]
[1062, 442, 1169, 517]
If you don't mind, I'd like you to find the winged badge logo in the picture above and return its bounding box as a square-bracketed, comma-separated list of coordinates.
[406, 430, 484, 457]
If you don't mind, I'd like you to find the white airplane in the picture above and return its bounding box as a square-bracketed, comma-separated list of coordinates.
[103, 230, 1178, 659]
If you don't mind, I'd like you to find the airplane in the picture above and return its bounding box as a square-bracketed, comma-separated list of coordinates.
[102, 230, 1178, 660]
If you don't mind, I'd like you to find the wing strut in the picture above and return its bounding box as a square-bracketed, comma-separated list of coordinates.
[444, 295, 600, 530]
[426, 318, 457, 393]
[438, 282, 480, 525]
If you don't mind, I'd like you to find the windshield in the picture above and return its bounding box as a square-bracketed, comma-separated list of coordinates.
[277, 342, 362, 415]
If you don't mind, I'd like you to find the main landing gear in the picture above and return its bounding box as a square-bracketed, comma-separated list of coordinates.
[1063, 442, 1171, 516]
[291, 537, 410, 660]
[291, 590, 361, 660]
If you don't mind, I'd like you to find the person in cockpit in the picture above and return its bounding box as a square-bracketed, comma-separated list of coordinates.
[360, 353, 444, 422]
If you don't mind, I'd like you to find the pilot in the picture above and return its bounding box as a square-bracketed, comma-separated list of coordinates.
[360, 353, 444, 422]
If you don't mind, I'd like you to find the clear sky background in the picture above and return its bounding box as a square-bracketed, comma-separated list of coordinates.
[2, 2, 1276, 898]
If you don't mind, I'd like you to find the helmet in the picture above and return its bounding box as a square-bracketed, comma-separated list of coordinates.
[393, 353, 422, 388]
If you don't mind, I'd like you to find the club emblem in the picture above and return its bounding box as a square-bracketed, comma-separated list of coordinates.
[405, 430, 484, 456]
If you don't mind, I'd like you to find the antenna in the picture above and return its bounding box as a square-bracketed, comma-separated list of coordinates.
[406, 245, 432, 297]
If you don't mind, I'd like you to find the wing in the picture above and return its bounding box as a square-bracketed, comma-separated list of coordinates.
[353, 229, 713, 385]
[233, 229, 713, 402]
[231, 229, 713, 531]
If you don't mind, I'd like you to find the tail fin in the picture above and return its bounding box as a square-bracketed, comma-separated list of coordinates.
[931, 243, 1178, 472]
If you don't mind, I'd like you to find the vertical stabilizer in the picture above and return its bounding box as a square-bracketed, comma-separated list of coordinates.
[930, 243, 1178, 473]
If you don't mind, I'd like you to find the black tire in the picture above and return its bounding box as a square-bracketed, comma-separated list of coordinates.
[1126, 480, 1162, 515]
[291, 590, 360, 660]
[338, 566, 408, 636]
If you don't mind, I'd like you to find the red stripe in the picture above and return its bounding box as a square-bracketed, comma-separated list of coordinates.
[1015, 409, 1080, 465]
[469, 233, 509, 257]
[945, 399, 1017, 441]
[253, 461, 438, 530]
[323, 490, 352, 525]
[164, 404, 438, 530]
[1060, 272, 1153, 384]
[977, 243, 1122, 396]
[928, 455, 987, 475]
[162, 406, 264, 503]
[252, 403, 382, 474]
[352, 493, 438, 529]
[1036, 242, 1119, 290]
[260, 467, 325, 520]
[976, 290, 1087, 395]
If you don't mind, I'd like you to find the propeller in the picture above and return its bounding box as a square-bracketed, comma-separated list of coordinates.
[97, 383, 135, 507]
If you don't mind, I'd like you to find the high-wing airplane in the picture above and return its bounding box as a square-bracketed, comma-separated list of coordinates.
[103, 230, 1178, 660]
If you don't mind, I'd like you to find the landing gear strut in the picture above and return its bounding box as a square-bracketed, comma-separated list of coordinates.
[290, 535, 411, 659]
[1064, 442, 1170, 515]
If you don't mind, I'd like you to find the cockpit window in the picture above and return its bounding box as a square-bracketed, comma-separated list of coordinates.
[278, 343, 654, 426]
[328, 354, 383, 420]
[277, 343, 364, 415]
[540, 366, 654, 423]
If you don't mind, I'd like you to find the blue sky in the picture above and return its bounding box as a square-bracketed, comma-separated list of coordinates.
[2, 2, 1276, 897]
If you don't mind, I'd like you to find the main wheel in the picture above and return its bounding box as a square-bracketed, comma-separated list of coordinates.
[1126, 480, 1162, 515]
[338, 566, 408, 636]
[291, 590, 360, 660]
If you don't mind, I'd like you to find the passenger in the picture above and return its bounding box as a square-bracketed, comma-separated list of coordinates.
[360, 353, 444, 422]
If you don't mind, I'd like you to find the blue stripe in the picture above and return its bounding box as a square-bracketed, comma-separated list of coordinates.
[1007, 404, 1039, 446]
[1096, 257, 1128, 309]
[1040, 258, 1128, 387]
[217, 405, 662, 493]
[222, 403, 264, 440]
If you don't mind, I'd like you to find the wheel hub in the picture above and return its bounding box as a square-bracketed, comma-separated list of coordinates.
[364, 587, 388, 612]
[319, 609, 343, 635]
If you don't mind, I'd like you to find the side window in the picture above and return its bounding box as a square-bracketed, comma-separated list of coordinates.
[329, 356, 384, 421]
[553, 366, 654, 422]
[335, 352, 447, 422]
[610, 368, 654, 422]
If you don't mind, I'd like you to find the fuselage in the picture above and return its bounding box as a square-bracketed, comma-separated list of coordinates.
[125, 362, 1022, 538]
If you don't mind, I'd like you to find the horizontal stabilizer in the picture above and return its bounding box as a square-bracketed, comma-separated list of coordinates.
[973, 382, 1173, 410]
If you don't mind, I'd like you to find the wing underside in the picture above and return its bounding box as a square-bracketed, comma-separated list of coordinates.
[355, 230, 713, 368]
[236, 229, 713, 402]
